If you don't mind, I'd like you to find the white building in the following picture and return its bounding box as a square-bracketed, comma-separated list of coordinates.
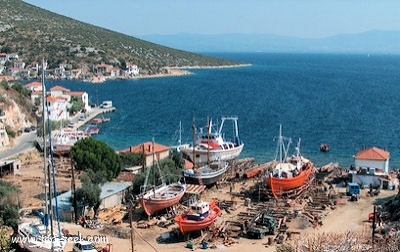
[351, 147, 396, 189]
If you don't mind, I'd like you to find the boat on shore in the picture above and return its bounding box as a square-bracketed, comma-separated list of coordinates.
[140, 183, 186, 216]
[183, 161, 228, 186]
[52, 128, 89, 156]
[264, 125, 314, 198]
[18, 218, 66, 252]
[140, 140, 186, 216]
[174, 199, 221, 234]
[180, 116, 244, 165]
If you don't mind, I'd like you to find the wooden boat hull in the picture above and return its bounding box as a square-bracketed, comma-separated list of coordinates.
[265, 165, 313, 198]
[140, 183, 186, 216]
[183, 162, 228, 186]
[52, 144, 72, 156]
[174, 200, 221, 233]
[180, 143, 244, 165]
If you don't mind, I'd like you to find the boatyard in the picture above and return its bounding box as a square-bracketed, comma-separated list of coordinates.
[8, 148, 400, 252]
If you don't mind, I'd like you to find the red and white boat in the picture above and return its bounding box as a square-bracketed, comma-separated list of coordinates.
[91, 118, 103, 125]
[140, 183, 186, 216]
[264, 125, 314, 198]
[174, 200, 221, 233]
[180, 116, 244, 165]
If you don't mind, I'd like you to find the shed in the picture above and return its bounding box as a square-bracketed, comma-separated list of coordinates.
[52, 181, 132, 222]
[0, 159, 21, 177]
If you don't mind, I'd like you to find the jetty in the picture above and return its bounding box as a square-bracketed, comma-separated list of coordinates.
[35, 106, 115, 151]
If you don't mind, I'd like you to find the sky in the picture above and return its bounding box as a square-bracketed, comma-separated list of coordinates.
[23, 0, 400, 39]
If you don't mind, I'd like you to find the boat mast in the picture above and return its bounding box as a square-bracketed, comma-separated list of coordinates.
[41, 58, 49, 236]
[207, 117, 211, 166]
[275, 124, 291, 163]
[191, 117, 196, 168]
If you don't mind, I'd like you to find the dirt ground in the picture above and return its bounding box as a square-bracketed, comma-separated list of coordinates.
[7, 149, 398, 252]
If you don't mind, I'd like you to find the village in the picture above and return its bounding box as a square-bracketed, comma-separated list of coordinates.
[0, 52, 140, 84]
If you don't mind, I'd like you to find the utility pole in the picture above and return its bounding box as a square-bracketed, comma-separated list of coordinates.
[70, 155, 78, 224]
[129, 206, 135, 252]
[41, 58, 49, 236]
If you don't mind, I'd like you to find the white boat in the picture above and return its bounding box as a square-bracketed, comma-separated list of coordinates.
[180, 116, 244, 165]
[52, 127, 89, 156]
[183, 161, 229, 186]
[18, 219, 66, 252]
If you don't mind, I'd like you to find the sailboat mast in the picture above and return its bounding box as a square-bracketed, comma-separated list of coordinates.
[207, 117, 210, 166]
[191, 117, 196, 168]
[41, 58, 49, 236]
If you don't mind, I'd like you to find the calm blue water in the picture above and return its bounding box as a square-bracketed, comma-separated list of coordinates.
[44, 53, 400, 168]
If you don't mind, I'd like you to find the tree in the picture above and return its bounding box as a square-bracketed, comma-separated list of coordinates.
[0, 226, 15, 252]
[119, 152, 142, 168]
[70, 137, 122, 181]
[74, 173, 101, 216]
[68, 96, 84, 115]
[0, 181, 20, 231]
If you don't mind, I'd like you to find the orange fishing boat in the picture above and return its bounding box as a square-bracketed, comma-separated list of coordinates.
[264, 125, 314, 198]
[174, 200, 221, 233]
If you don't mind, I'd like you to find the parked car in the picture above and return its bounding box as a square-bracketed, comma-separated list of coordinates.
[72, 241, 97, 252]
[24, 127, 32, 133]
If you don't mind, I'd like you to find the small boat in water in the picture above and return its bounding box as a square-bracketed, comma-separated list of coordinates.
[264, 125, 314, 198]
[320, 143, 329, 152]
[91, 118, 103, 125]
[174, 199, 221, 234]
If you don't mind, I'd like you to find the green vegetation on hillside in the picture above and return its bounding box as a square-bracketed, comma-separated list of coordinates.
[0, 0, 242, 76]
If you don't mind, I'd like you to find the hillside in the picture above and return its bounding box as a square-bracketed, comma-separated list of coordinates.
[0, 0, 240, 76]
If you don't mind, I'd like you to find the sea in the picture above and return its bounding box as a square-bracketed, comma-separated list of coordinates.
[44, 53, 400, 169]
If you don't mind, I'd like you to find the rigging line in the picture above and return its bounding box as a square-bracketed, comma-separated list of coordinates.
[133, 227, 160, 252]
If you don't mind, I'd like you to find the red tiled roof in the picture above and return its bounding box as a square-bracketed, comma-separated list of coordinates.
[70, 91, 85, 96]
[355, 147, 389, 160]
[46, 96, 58, 102]
[26, 81, 41, 87]
[50, 85, 71, 92]
[120, 142, 170, 156]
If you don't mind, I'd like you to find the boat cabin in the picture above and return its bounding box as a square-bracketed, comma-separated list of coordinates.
[187, 201, 210, 220]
